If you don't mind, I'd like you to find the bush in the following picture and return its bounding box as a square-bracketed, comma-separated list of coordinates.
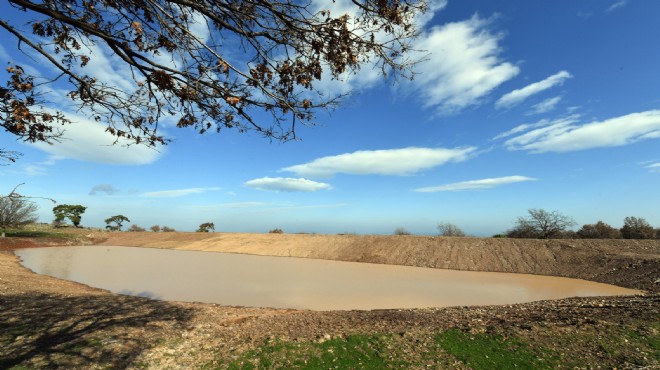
[269, 228, 283, 234]
[576, 221, 620, 239]
[150, 225, 161, 232]
[128, 224, 146, 232]
[393, 227, 411, 235]
[197, 222, 215, 232]
[437, 222, 466, 237]
[161, 226, 175, 232]
[620, 216, 655, 239]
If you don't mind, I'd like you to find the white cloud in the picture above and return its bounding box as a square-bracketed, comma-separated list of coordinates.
[645, 163, 660, 173]
[414, 175, 536, 192]
[607, 0, 628, 12]
[143, 187, 221, 198]
[414, 15, 519, 113]
[493, 114, 580, 141]
[502, 110, 660, 153]
[496, 71, 572, 109]
[282, 147, 477, 178]
[245, 177, 332, 192]
[30, 111, 163, 165]
[528, 96, 562, 115]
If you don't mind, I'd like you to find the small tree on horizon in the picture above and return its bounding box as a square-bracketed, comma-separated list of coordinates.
[393, 227, 411, 236]
[105, 215, 130, 231]
[197, 222, 215, 232]
[437, 222, 466, 237]
[150, 225, 161, 232]
[161, 226, 175, 232]
[508, 209, 576, 239]
[53, 204, 87, 228]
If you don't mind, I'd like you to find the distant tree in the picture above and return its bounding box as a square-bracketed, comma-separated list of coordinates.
[150, 225, 161, 232]
[197, 222, 215, 232]
[576, 221, 621, 239]
[0, 193, 38, 237]
[620, 216, 655, 239]
[437, 222, 466, 237]
[128, 224, 146, 232]
[53, 204, 87, 227]
[655, 228, 660, 240]
[105, 215, 130, 231]
[508, 209, 576, 239]
[393, 227, 411, 236]
[161, 226, 175, 232]
[269, 228, 284, 234]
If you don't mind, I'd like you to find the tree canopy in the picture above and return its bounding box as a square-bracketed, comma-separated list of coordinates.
[1, 0, 426, 158]
[53, 204, 86, 227]
[105, 214, 130, 231]
[197, 222, 215, 232]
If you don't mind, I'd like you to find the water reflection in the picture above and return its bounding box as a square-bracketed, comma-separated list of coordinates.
[16, 246, 640, 310]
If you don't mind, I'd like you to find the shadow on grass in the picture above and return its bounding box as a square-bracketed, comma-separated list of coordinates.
[0, 292, 195, 369]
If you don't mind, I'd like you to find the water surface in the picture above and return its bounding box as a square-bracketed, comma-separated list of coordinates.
[16, 246, 640, 310]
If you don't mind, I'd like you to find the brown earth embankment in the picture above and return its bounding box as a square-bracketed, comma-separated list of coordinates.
[94, 232, 660, 292]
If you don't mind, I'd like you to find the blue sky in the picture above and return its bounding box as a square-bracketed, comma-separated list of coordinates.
[1, 0, 659, 235]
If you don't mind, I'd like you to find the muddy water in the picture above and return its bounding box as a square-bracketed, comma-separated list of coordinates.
[16, 246, 641, 310]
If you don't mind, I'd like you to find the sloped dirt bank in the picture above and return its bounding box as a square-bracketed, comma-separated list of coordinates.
[1, 233, 659, 368]
[95, 232, 660, 292]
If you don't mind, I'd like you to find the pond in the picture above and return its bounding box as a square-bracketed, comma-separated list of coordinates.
[15, 246, 641, 310]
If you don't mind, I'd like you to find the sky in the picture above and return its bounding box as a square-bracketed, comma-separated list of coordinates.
[1, 0, 659, 236]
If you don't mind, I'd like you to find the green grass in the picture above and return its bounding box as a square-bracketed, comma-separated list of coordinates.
[435, 329, 558, 370]
[222, 335, 404, 370]
[2, 229, 72, 238]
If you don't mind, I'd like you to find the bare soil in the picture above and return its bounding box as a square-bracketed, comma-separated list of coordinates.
[1, 232, 658, 369]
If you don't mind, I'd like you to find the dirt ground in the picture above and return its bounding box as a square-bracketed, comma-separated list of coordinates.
[1, 232, 659, 369]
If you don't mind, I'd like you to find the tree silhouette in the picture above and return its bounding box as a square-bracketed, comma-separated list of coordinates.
[105, 215, 130, 231]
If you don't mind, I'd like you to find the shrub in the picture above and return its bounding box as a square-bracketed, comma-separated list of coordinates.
[393, 227, 411, 235]
[437, 222, 466, 237]
[161, 226, 175, 232]
[269, 228, 283, 234]
[150, 225, 161, 232]
[197, 222, 215, 232]
[620, 216, 655, 239]
[128, 224, 146, 232]
[576, 221, 620, 239]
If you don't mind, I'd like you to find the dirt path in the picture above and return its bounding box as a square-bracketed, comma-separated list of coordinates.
[95, 232, 660, 292]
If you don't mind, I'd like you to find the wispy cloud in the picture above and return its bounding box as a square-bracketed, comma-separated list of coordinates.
[501, 110, 660, 153]
[89, 184, 120, 196]
[30, 111, 164, 165]
[645, 162, 660, 173]
[528, 96, 562, 115]
[18, 155, 64, 176]
[414, 175, 536, 192]
[413, 15, 519, 113]
[142, 187, 221, 198]
[496, 71, 572, 109]
[282, 147, 477, 178]
[493, 115, 581, 141]
[245, 177, 332, 192]
[606, 0, 628, 12]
